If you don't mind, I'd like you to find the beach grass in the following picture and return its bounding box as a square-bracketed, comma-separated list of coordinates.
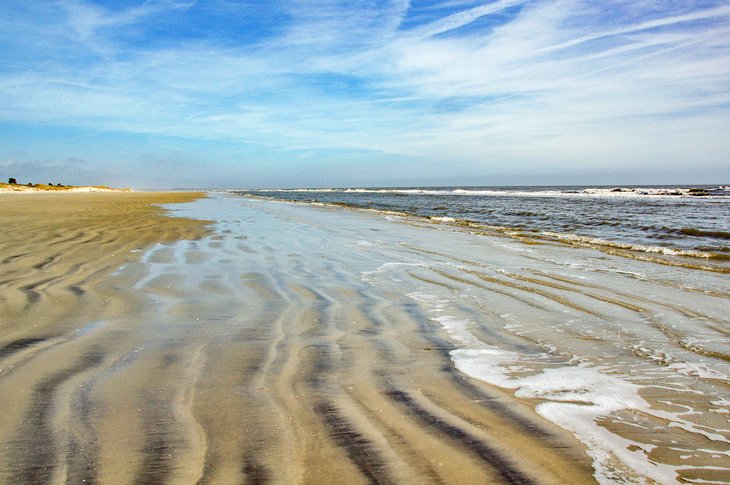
[0, 182, 131, 192]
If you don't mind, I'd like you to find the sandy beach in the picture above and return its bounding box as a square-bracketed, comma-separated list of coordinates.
[0, 192, 210, 335]
[1, 192, 728, 484]
[0, 192, 209, 482]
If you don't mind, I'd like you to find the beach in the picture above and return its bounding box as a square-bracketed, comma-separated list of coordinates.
[0, 192, 210, 482]
[1, 191, 728, 484]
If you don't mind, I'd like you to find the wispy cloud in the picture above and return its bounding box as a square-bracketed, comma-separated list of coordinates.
[63, 0, 195, 39]
[535, 3, 730, 55]
[1, 0, 729, 186]
[405, 0, 526, 39]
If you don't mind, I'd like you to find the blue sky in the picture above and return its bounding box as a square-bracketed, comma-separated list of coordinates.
[1, 0, 729, 188]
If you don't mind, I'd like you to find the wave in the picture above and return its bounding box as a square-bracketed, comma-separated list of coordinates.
[244, 186, 730, 199]
[677, 227, 730, 240]
[539, 232, 725, 259]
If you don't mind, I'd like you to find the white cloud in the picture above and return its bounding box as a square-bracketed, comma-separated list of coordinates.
[1, 0, 729, 185]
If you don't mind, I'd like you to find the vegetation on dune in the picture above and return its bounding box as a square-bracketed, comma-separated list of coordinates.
[2, 178, 127, 192]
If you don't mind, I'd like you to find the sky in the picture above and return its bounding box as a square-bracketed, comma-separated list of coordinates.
[0, 0, 729, 188]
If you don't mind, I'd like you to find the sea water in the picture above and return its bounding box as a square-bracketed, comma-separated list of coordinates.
[235, 185, 730, 269]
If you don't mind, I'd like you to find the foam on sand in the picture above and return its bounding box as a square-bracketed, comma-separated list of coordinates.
[406, 285, 729, 485]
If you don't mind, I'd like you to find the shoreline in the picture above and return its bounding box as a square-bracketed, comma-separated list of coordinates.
[236, 192, 730, 273]
[1, 191, 728, 483]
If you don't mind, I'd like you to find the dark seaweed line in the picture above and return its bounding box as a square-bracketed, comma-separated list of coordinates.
[375, 261, 588, 474]
[2, 252, 28, 264]
[199, 284, 289, 485]
[386, 298, 579, 471]
[68, 345, 151, 484]
[20, 278, 56, 307]
[395, 294, 569, 444]
[449, 373, 559, 442]
[242, 459, 272, 485]
[0, 337, 70, 384]
[365, 295, 573, 475]
[386, 389, 535, 485]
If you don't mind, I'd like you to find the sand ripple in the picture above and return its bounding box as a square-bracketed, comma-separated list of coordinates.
[1, 193, 728, 484]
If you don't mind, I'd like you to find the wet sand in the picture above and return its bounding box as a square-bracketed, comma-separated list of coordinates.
[1, 192, 728, 484]
[0, 192, 210, 335]
[0, 192, 209, 482]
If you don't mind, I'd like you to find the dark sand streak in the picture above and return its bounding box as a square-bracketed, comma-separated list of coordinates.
[315, 402, 397, 485]
[386, 389, 535, 485]
[135, 389, 179, 484]
[0, 337, 49, 359]
[65, 379, 100, 485]
[8, 349, 105, 485]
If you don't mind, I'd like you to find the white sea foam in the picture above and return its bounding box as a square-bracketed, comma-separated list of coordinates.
[408, 291, 484, 348]
[452, 349, 682, 484]
[361, 262, 427, 282]
[242, 186, 730, 199]
[710, 397, 730, 413]
[454, 348, 665, 480]
[232, 187, 730, 268]
[409, 290, 690, 484]
[430, 216, 456, 222]
[666, 362, 730, 382]
[541, 231, 718, 258]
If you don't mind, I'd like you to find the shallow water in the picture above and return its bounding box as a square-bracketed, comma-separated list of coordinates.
[236, 186, 730, 266]
[184, 194, 730, 483]
[1, 193, 728, 484]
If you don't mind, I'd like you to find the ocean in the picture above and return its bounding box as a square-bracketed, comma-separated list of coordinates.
[235, 185, 730, 272]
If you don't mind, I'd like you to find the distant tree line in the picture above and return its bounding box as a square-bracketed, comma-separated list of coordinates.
[7, 177, 67, 187]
